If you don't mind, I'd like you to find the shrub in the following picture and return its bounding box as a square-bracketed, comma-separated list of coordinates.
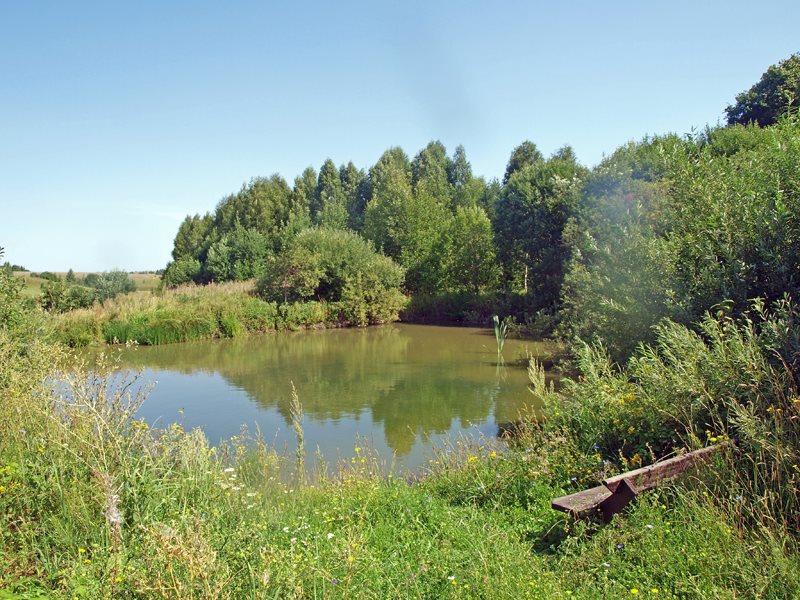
[257, 228, 407, 326]
[163, 257, 202, 288]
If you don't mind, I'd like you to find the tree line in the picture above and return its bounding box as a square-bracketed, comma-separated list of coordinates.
[163, 53, 800, 361]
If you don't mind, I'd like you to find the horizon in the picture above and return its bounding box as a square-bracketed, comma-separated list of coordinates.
[2, 1, 799, 271]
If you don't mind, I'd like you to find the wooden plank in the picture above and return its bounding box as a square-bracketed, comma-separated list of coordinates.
[552, 485, 613, 518]
[603, 443, 729, 494]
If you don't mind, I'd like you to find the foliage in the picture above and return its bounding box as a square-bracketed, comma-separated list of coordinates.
[726, 52, 800, 126]
[494, 153, 587, 309]
[258, 228, 407, 326]
[448, 205, 499, 293]
[559, 117, 800, 361]
[502, 140, 544, 184]
[204, 226, 273, 282]
[92, 269, 136, 302]
[163, 256, 202, 288]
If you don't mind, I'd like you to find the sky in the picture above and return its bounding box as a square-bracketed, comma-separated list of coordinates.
[1, 1, 798, 272]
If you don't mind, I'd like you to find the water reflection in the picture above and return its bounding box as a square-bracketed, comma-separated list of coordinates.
[93, 324, 558, 470]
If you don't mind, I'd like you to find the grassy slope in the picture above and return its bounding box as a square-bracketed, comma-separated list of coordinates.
[13, 272, 161, 298]
[1, 397, 796, 598]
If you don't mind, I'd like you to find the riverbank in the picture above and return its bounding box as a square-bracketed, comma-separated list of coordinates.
[2, 350, 798, 598]
[52, 280, 407, 347]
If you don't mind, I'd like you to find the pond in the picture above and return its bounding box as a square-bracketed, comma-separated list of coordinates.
[96, 324, 559, 472]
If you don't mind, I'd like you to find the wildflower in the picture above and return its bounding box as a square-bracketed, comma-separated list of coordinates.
[290, 537, 297, 543]
[468, 456, 478, 464]
[630, 589, 639, 595]
[651, 589, 659, 594]
[646, 524, 654, 529]
[283, 527, 290, 533]
[78, 548, 86, 554]
[327, 533, 335, 539]
[616, 543, 624, 550]
[223, 467, 235, 473]
[489, 451, 497, 458]
[602, 562, 610, 568]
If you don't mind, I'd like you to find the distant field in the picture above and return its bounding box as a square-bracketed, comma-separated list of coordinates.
[13, 271, 161, 297]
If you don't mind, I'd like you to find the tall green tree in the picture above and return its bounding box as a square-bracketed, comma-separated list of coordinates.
[362, 147, 413, 258]
[411, 141, 453, 209]
[214, 175, 292, 242]
[726, 53, 800, 126]
[315, 159, 348, 229]
[340, 162, 368, 231]
[494, 154, 586, 307]
[291, 166, 318, 215]
[502, 141, 544, 184]
[172, 213, 214, 262]
[447, 206, 499, 293]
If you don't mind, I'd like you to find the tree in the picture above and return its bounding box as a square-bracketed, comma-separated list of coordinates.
[494, 155, 586, 307]
[339, 162, 368, 231]
[448, 145, 485, 209]
[448, 206, 499, 293]
[411, 141, 453, 205]
[214, 175, 293, 242]
[93, 270, 136, 302]
[172, 214, 213, 262]
[362, 147, 413, 258]
[726, 53, 800, 126]
[292, 166, 318, 215]
[257, 246, 323, 303]
[205, 226, 273, 282]
[315, 159, 348, 229]
[503, 141, 544, 184]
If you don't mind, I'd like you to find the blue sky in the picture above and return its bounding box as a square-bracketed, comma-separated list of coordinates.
[1, 1, 798, 271]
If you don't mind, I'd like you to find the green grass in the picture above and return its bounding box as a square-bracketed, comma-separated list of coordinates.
[13, 272, 47, 298]
[2, 373, 797, 599]
[51, 280, 398, 347]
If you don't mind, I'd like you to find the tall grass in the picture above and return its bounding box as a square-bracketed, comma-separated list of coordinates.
[550, 297, 800, 533]
[290, 381, 305, 484]
[51, 280, 399, 348]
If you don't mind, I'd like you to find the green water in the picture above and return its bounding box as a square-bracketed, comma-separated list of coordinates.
[104, 324, 559, 472]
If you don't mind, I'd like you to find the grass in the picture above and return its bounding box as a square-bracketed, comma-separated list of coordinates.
[52, 280, 401, 348]
[2, 361, 798, 598]
[13, 272, 49, 298]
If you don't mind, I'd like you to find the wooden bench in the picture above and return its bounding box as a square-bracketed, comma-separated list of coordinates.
[551, 443, 731, 522]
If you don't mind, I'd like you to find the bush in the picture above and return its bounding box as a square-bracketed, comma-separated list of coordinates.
[257, 228, 407, 326]
[163, 257, 202, 288]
